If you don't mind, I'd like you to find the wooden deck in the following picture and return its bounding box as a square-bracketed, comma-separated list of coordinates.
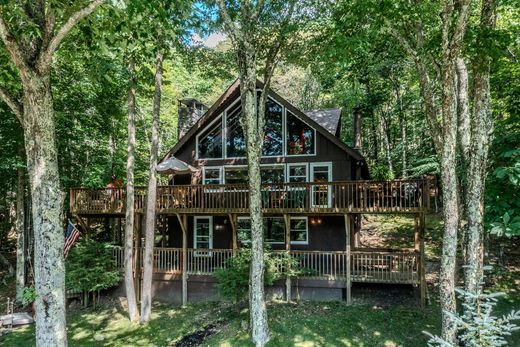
[71, 179, 431, 215]
[113, 247, 421, 285]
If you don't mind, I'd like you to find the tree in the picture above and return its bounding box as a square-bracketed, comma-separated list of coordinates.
[0, 1, 104, 345]
[216, 0, 301, 345]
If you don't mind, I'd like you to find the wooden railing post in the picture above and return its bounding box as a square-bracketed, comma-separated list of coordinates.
[345, 214, 352, 305]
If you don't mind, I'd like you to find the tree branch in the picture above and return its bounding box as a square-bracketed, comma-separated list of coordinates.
[39, 0, 104, 69]
[0, 16, 30, 73]
[216, 0, 239, 42]
[0, 87, 23, 123]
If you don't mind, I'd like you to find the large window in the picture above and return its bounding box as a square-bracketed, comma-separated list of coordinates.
[194, 216, 213, 250]
[286, 111, 315, 155]
[197, 118, 223, 159]
[311, 163, 332, 207]
[237, 216, 308, 245]
[262, 99, 283, 156]
[225, 102, 246, 158]
[287, 163, 308, 183]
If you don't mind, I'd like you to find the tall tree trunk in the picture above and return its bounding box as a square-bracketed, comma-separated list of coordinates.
[392, 78, 407, 178]
[141, 48, 163, 324]
[124, 58, 139, 322]
[16, 167, 26, 302]
[22, 73, 67, 347]
[380, 110, 394, 176]
[464, 0, 497, 302]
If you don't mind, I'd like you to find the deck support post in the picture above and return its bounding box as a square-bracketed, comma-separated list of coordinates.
[228, 214, 238, 251]
[284, 214, 292, 302]
[419, 213, 426, 308]
[177, 214, 188, 306]
[345, 214, 352, 305]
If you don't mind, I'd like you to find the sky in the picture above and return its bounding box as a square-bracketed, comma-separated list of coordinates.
[191, 32, 227, 48]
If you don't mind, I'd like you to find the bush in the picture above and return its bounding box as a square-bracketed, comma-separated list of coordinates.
[66, 240, 122, 294]
[214, 246, 300, 303]
[20, 287, 36, 307]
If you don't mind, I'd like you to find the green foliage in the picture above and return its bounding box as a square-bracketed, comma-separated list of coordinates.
[214, 247, 300, 303]
[370, 163, 395, 180]
[65, 240, 122, 293]
[426, 288, 520, 347]
[20, 287, 36, 307]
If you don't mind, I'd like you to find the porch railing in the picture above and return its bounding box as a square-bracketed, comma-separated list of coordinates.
[112, 247, 419, 285]
[71, 178, 430, 214]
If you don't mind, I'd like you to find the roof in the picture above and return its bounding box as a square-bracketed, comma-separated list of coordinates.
[161, 79, 365, 163]
[304, 108, 342, 136]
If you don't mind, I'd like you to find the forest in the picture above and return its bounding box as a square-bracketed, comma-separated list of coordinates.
[0, 0, 519, 346]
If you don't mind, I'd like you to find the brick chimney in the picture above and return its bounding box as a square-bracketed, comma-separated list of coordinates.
[177, 98, 208, 139]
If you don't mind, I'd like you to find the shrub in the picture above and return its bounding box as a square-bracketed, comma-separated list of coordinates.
[214, 246, 300, 303]
[66, 240, 122, 294]
[20, 287, 36, 307]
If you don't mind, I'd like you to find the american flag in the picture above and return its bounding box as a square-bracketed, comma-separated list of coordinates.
[64, 221, 81, 258]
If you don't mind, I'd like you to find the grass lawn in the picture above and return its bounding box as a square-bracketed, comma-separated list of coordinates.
[1, 300, 443, 347]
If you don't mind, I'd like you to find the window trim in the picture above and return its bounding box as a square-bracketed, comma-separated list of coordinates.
[286, 162, 309, 183]
[202, 166, 223, 185]
[289, 216, 309, 245]
[193, 216, 213, 255]
[310, 162, 333, 207]
[236, 216, 308, 245]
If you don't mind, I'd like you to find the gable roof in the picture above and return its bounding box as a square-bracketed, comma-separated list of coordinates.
[304, 108, 341, 136]
[161, 79, 365, 163]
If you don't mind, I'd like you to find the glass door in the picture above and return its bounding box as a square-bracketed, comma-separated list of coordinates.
[194, 216, 213, 256]
[310, 163, 332, 207]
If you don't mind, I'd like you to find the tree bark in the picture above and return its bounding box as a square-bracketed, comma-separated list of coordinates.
[124, 58, 139, 322]
[22, 72, 67, 347]
[141, 48, 163, 324]
[16, 167, 26, 302]
[463, 0, 497, 303]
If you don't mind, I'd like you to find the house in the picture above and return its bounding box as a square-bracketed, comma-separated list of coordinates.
[70, 79, 429, 306]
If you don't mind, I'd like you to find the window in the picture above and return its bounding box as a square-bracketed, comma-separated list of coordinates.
[202, 167, 222, 185]
[197, 118, 222, 159]
[261, 166, 285, 184]
[286, 111, 315, 155]
[237, 216, 308, 245]
[262, 99, 283, 156]
[290, 217, 308, 244]
[236, 217, 285, 244]
[194, 216, 213, 252]
[225, 102, 246, 158]
[287, 164, 308, 183]
[224, 167, 248, 184]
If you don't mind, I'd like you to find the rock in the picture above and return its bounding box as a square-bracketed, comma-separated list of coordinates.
[94, 335, 105, 341]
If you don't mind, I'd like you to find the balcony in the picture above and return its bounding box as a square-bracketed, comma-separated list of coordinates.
[70, 179, 431, 215]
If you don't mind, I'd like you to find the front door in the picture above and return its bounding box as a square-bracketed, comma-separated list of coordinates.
[194, 216, 213, 255]
[310, 163, 332, 208]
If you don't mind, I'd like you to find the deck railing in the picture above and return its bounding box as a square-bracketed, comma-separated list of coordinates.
[71, 179, 430, 215]
[113, 247, 419, 285]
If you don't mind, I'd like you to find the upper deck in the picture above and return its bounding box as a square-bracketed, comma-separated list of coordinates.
[70, 179, 432, 215]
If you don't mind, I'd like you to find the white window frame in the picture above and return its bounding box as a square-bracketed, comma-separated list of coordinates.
[285, 110, 317, 157]
[194, 216, 213, 256]
[290, 216, 309, 245]
[223, 98, 244, 159]
[286, 163, 309, 183]
[202, 166, 223, 185]
[310, 162, 332, 207]
[195, 115, 224, 160]
[235, 216, 286, 245]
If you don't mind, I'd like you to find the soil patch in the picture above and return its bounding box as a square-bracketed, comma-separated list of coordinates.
[174, 320, 227, 347]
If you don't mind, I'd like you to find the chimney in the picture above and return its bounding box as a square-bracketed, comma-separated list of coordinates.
[177, 98, 208, 139]
[353, 107, 362, 150]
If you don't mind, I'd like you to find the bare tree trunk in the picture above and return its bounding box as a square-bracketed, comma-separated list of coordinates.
[0, 253, 14, 277]
[23, 73, 67, 347]
[464, 0, 497, 303]
[16, 167, 26, 302]
[141, 48, 163, 324]
[124, 58, 139, 322]
[379, 109, 394, 176]
[391, 78, 407, 178]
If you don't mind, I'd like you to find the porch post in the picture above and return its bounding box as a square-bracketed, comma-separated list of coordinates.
[414, 214, 420, 251]
[419, 213, 426, 308]
[345, 214, 352, 305]
[284, 214, 292, 302]
[177, 213, 188, 306]
[228, 214, 238, 251]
